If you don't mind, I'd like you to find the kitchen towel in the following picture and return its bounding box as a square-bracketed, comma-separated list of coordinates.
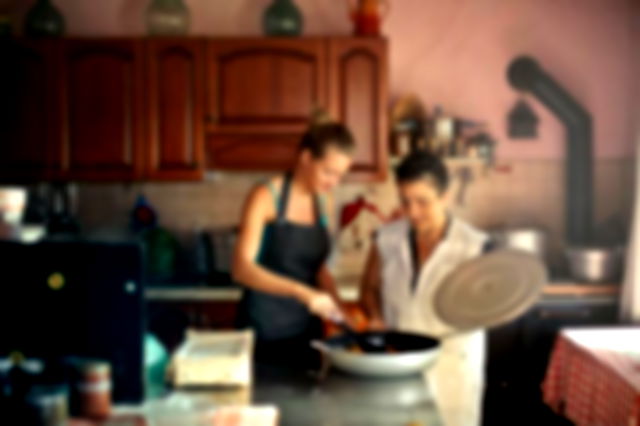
[543, 327, 640, 426]
[621, 133, 640, 322]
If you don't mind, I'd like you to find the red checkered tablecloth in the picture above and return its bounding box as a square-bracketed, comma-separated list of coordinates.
[543, 327, 640, 426]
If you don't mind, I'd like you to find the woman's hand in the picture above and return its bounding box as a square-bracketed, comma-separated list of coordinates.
[298, 287, 344, 322]
[367, 317, 387, 331]
[359, 246, 386, 329]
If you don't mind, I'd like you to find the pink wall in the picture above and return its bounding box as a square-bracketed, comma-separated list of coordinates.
[387, 0, 637, 160]
[17, 0, 639, 159]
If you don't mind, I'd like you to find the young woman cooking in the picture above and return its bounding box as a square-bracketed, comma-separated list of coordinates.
[233, 120, 355, 366]
[361, 151, 490, 426]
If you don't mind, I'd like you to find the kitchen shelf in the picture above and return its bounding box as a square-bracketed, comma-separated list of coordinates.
[145, 286, 360, 302]
[542, 283, 620, 296]
[145, 282, 619, 304]
[146, 286, 243, 302]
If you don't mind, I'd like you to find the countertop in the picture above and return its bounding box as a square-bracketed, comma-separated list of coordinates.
[145, 284, 359, 302]
[252, 364, 442, 425]
[111, 364, 442, 426]
[145, 282, 620, 304]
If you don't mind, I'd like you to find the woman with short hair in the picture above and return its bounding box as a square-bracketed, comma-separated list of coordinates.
[361, 151, 489, 426]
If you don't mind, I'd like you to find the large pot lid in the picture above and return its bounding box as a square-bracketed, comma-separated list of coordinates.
[433, 249, 547, 331]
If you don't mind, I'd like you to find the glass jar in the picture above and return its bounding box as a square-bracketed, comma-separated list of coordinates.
[24, 0, 65, 37]
[263, 0, 303, 37]
[146, 0, 190, 36]
[26, 384, 69, 426]
[72, 360, 111, 420]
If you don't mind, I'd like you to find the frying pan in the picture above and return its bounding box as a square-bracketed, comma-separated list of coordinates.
[313, 250, 546, 378]
[311, 331, 441, 378]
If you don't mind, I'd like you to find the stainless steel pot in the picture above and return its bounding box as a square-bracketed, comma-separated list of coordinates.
[566, 247, 623, 283]
[492, 228, 547, 259]
[311, 331, 441, 378]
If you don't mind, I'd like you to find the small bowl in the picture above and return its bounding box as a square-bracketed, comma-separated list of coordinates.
[565, 247, 623, 284]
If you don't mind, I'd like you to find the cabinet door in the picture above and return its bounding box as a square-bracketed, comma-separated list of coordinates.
[328, 38, 388, 181]
[199, 301, 238, 330]
[0, 40, 62, 182]
[60, 40, 145, 180]
[145, 39, 205, 180]
[205, 39, 327, 170]
[515, 301, 618, 390]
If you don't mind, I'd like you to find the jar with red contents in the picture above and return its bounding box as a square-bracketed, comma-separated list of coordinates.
[70, 359, 112, 420]
[349, 0, 389, 36]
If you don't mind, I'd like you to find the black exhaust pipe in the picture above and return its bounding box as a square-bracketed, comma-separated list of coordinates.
[507, 56, 593, 246]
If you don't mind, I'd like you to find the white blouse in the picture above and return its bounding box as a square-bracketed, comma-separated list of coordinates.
[376, 216, 489, 426]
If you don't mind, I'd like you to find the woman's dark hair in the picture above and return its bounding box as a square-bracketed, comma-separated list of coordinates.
[395, 151, 449, 194]
[298, 123, 355, 159]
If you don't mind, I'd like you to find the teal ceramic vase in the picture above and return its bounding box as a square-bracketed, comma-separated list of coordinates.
[24, 0, 65, 37]
[147, 0, 190, 36]
[263, 0, 303, 37]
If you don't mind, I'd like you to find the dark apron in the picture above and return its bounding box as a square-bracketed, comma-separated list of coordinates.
[237, 174, 330, 365]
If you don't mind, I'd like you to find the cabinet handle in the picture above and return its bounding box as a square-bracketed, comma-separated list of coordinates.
[539, 308, 591, 319]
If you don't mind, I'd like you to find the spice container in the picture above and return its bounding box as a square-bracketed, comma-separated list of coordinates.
[26, 384, 69, 426]
[70, 359, 112, 419]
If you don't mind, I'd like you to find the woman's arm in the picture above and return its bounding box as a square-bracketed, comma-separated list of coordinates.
[232, 185, 342, 320]
[316, 263, 341, 304]
[359, 245, 386, 328]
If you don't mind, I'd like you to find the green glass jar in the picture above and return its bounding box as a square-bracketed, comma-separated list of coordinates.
[147, 0, 190, 36]
[24, 0, 65, 37]
[0, 15, 12, 37]
[263, 0, 303, 37]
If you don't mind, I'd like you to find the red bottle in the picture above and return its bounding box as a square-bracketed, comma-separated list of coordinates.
[349, 0, 389, 36]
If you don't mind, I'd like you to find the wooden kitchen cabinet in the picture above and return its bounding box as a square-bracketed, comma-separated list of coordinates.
[1, 37, 388, 182]
[486, 298, 619, 404]
[205, 38, 388, 180]
[0, 40, 62, 182]
[489, 299, 619, 381]
[145, 39, 205, 180]
[147, 300, 238, 329]
[484, 299, 619, 425]
[147, 300, 238, 351]
[328, 38, 388, 181]
[519, 300, 618, 382]
[58, 39, 146, 180]
[205, 39, 327, 170]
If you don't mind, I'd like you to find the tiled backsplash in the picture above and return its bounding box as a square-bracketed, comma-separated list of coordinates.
[332, 159, 634, 281]
[76, 159, 634, 282]
[77, 172, 266, 236]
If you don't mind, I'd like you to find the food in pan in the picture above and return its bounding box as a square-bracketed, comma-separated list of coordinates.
[347, 343, 398, 354]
